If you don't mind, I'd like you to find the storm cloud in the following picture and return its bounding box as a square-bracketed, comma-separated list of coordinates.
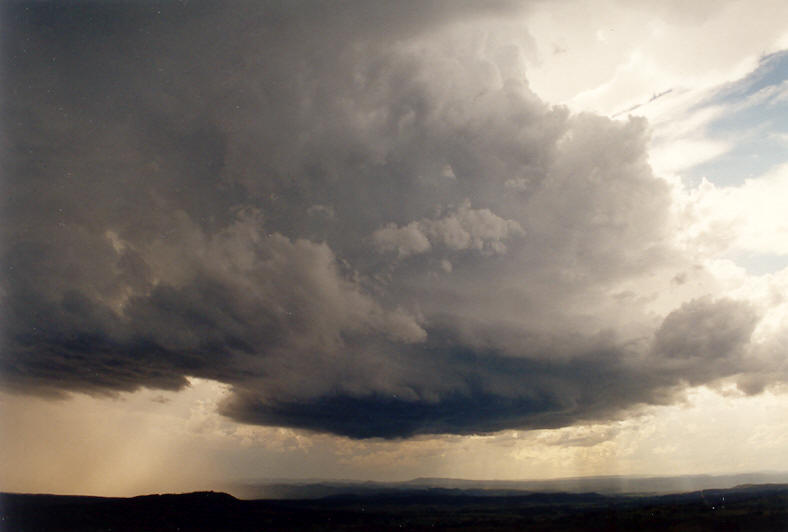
[1, 1, 776, 438]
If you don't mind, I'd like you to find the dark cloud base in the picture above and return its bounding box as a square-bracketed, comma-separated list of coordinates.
[223, 391, 561, 440]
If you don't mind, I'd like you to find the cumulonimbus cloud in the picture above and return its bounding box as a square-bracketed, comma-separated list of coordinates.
[1, 1, 780, 438]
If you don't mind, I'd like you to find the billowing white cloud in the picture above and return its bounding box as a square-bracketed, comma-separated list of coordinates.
[373, 222, 432, 257]
[373, 201, 523, 258]
[678, 164, 788, 256]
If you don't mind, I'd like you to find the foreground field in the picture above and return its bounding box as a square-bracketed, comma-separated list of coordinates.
[2, 484, 788, 531]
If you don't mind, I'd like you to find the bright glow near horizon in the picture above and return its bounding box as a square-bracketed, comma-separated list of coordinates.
[3, 380, 788, 496]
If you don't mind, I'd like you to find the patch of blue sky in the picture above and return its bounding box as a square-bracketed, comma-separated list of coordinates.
[709, 51, 788, 104]
[724, 251, 788, 276]
[686, 129, 787, 187]
[683, 50, 788, 187]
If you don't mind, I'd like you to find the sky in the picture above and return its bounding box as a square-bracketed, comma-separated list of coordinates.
[2, 0, 788, 497]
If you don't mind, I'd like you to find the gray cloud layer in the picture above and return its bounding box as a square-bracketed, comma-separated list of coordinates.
[1, 1, 775, 438]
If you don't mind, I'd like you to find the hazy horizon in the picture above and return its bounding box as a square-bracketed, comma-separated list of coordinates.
[3, 0, 788, 498]
[8, 470, 788, 499]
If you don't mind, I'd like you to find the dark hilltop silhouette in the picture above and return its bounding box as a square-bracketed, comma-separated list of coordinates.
[3, 482, 788, 531]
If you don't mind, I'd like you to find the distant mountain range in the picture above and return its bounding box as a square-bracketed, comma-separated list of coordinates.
[227, 471, 788, 499]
